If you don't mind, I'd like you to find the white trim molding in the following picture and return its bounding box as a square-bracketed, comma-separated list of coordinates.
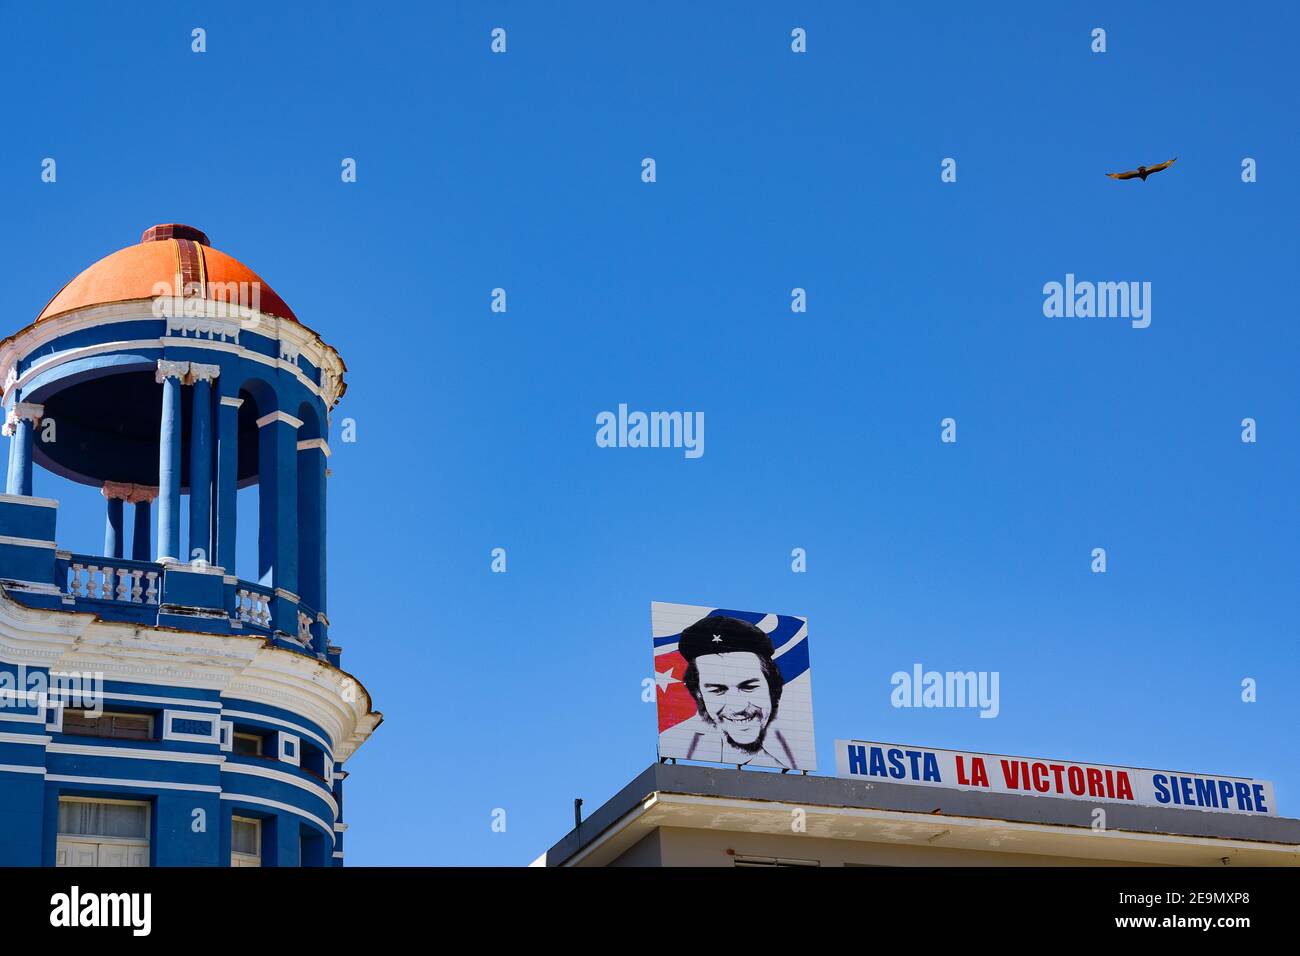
[278, 732, 301, 766]
[0, 493, 59, 509]
[296, 438, 331, 456]
[161, 709, 222, 745]
[0, 535, 57, 550]
[256, 411, 304, 430]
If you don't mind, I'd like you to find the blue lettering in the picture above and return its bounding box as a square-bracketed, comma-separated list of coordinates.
[905, 749, 923, 779]
[1252, 784, 1268, 814]
[1152, 774, 1170, 804]
[847, 745, 868, 776]
[869, 747, 888, 778]
[1235, 782, 1252, 811]
[1218, 780, 1234, 808]
[922, 752, 941, 782]
[887, 748, 906, 779]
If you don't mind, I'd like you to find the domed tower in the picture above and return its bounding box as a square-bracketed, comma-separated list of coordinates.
[0, 225, 380, 867]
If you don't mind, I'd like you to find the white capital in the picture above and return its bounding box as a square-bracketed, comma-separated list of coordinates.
[156, 360, 190, 383]
[3, 402, 44, 436]
[189, 362, 221, 383]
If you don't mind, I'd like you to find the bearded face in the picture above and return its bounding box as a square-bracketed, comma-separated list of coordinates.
[692, 651, 776, 752]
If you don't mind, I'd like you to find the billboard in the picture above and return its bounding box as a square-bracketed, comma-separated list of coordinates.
[652, 602, 815, 771]
[836, 739, 1277, 816]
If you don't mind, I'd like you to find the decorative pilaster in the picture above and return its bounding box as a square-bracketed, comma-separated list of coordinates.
[4, 402, 44, 496]
[155, 360, 188, 562]
[188, 363, 220, 565]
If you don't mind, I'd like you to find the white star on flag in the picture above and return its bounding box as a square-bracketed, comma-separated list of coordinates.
[654, 668, 680, 693]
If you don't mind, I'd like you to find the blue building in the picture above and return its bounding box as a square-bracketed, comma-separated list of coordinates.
[0, 224, 380, 867]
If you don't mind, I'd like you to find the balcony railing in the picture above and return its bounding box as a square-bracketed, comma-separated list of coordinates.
[234, 584, 273, 628]
[57, 553, 320, 655]
[65, 557, 161, 605]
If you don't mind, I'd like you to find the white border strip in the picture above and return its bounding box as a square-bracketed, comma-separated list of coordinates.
[219, 792, 335, 844]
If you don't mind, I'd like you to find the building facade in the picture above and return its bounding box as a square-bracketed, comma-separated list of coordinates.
[0, 224, 380, 867]
[535, 764, 1300, 866]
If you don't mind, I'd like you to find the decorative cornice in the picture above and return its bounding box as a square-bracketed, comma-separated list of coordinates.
[0, 589, 380, 764]
[256, 411, 304, 430]
[0, 301, 348, 408]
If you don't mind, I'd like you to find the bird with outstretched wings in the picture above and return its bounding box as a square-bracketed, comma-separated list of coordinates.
[1107, 157, 1178, 181]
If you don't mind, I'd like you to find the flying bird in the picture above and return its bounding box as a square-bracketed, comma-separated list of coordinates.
[1107, 157, 1178, 181]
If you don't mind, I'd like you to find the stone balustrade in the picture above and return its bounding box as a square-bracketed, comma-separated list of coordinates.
[66, 560, 159, 604]
[235, 587, 272, 628]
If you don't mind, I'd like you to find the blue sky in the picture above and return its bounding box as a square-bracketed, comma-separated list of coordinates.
[1, 2, 1296, 865]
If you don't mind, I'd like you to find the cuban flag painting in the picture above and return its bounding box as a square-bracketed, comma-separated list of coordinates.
[652, 601, 816, 772]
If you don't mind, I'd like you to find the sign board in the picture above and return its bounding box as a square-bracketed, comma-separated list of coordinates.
[653, 602, 815, 771]
[835, 740, 1277, 816]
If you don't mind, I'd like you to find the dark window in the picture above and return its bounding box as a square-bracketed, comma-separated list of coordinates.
[62, 710, 153, 741]
[299, 741, 327, 781]
[232, 732, 263, 756]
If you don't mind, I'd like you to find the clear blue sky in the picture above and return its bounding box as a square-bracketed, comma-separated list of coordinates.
[1, 2, 1296, 865]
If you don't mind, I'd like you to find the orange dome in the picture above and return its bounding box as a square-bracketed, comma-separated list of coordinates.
[36, 224, 297, 323]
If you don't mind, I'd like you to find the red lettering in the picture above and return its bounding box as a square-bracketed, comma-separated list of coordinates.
[1086, 767, 1104, 796]
[956, 755, 970, 786]
[1032, 762, 1050, 793]
[1049, 764, 1066, 793]
[1067, 766, 1085, 795]
[1104, 769, 1115, 798]
[1115, 771, 1134, 801]
[1000, 759, 1021, 789]
[970, 757, 989, 788]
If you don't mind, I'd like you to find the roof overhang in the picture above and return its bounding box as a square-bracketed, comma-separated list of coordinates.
[534, 764, 1300, 867]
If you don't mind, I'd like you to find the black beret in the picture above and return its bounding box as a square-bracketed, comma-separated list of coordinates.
[678, 616, 774, 663]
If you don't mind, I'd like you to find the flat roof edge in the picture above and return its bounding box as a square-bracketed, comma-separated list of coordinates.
[540, 763, 1300, 866]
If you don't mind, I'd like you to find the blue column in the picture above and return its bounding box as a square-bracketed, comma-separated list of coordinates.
[296, 440, 327, 610]
[215, 396, 240, 572]
[257, 411, 300, 635]
[5, 403, 43, 496]
[156, 361, 186, 562]
[132, 497, 152, 560]
[187, 366, 217, 565]
[297, 435, 328, 653]
[103, 493, 124, 558]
